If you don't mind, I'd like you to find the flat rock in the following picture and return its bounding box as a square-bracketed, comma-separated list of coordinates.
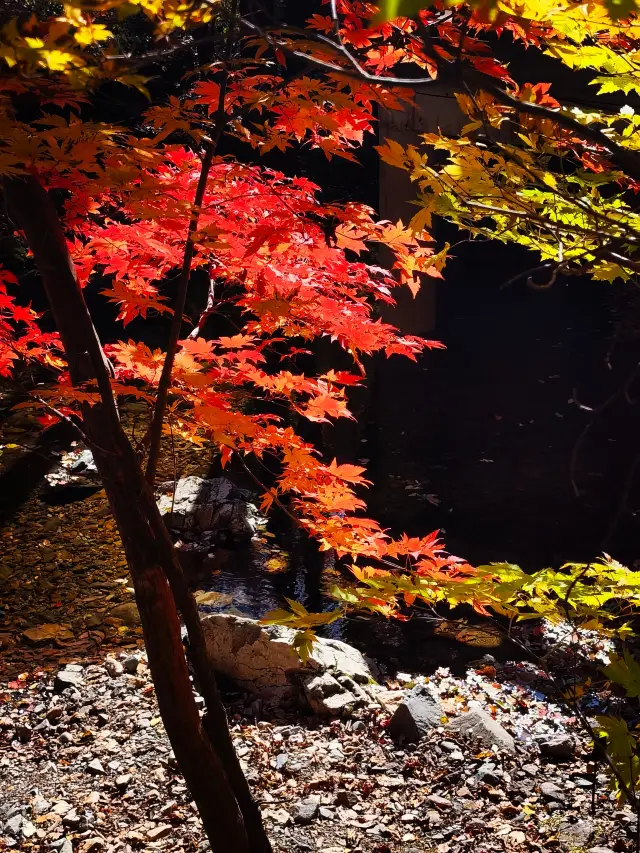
[201, 613, 378, 708]
[540, 781, 566, 803]
[302, 672, 368, 716]
[446, 702, 515, 753]
[4, 815, 23, 837]
[427, 794, 451, 809]
[86, 759, 105, 775]
[387, 684, 443, 743]
[79, 840, 104, 853]
[109, 602, 140, 626]
[23, 623, 73, 645]
[54, 669, 84, 693]
[537, 732, 575, 760]
[558, 819, 594, 848]
[147, 825, 172, 840]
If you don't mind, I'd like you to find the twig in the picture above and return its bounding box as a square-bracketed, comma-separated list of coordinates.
[32, 395, 101, 451]
[145, 8, 236, 485]
[570, 365, 640, 498]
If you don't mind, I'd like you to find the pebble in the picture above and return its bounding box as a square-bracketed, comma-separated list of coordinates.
[32, 795, 51, 815]
[147, 825, 172, 840]
[335, 790, 357, 808]
[427, 794, 451, 809]
[274, 753, 288, 770]
[54, 670, 84, 693]
[21, 819, 36, 838]
[294, 799, 320, 824]
[46, 706, 64, 723]
[86, 759, 105, 775]
[115, 774, 132, 790]
[540, 781, 566, 803]
[15, 723, 32, 743]
[426, 810, 443, 827]
[104, 658, 124, 678]
[123, 655, 139, 674]
[476, 762, 502, 785]
[537, 732, 575, 760]
[4, 815, 23, 837]
[272, 808, 291, 826]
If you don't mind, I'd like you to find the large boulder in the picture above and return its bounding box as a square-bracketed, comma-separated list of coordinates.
[156, 477, 262, 545]
[201, 613, 378, 713]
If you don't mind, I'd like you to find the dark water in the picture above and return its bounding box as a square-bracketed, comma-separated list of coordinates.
[196, 532, 523, 676]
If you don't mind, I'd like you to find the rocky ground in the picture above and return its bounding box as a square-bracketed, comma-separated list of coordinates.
[0, 393, 636, 853]
[0, 644, 634, 853]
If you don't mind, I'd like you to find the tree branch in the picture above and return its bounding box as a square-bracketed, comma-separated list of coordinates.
[144, 75, 228, 485]
[238, 13, 640, 185]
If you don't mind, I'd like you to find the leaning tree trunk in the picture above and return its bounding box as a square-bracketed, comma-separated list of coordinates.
[3, 174, 271, 853]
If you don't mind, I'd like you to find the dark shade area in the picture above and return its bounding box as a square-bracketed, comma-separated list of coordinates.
[369, 236, 640, 570]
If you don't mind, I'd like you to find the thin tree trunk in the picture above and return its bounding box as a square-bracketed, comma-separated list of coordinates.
[3, 174, 259, 853]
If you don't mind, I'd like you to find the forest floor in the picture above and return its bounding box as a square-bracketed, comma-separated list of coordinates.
[0, 397, 636, 853]
[0, 644, 633, 853]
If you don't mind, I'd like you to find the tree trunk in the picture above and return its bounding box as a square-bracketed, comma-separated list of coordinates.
[2, 174, 269, 853]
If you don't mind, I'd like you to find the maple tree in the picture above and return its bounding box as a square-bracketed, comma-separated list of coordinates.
[5, 0, 640, 846]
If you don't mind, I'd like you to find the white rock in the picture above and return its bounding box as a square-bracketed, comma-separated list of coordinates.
[104, 658, 123, 678]
[201, 613, 378, 712]
[157, 477, 261, 543]
[303, 673, 359, 715]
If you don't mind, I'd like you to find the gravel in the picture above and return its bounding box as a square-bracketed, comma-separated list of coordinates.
[0, 650, 634, 852]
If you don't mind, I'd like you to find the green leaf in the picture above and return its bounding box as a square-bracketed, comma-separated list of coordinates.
[595, 715, 634, 758]
[260, 607, 297, 626]
[292, 629, 316, 663]
[603, 649, 640, 697]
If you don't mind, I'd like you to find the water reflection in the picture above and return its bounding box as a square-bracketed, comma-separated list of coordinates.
[195, 534, 522, 676]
